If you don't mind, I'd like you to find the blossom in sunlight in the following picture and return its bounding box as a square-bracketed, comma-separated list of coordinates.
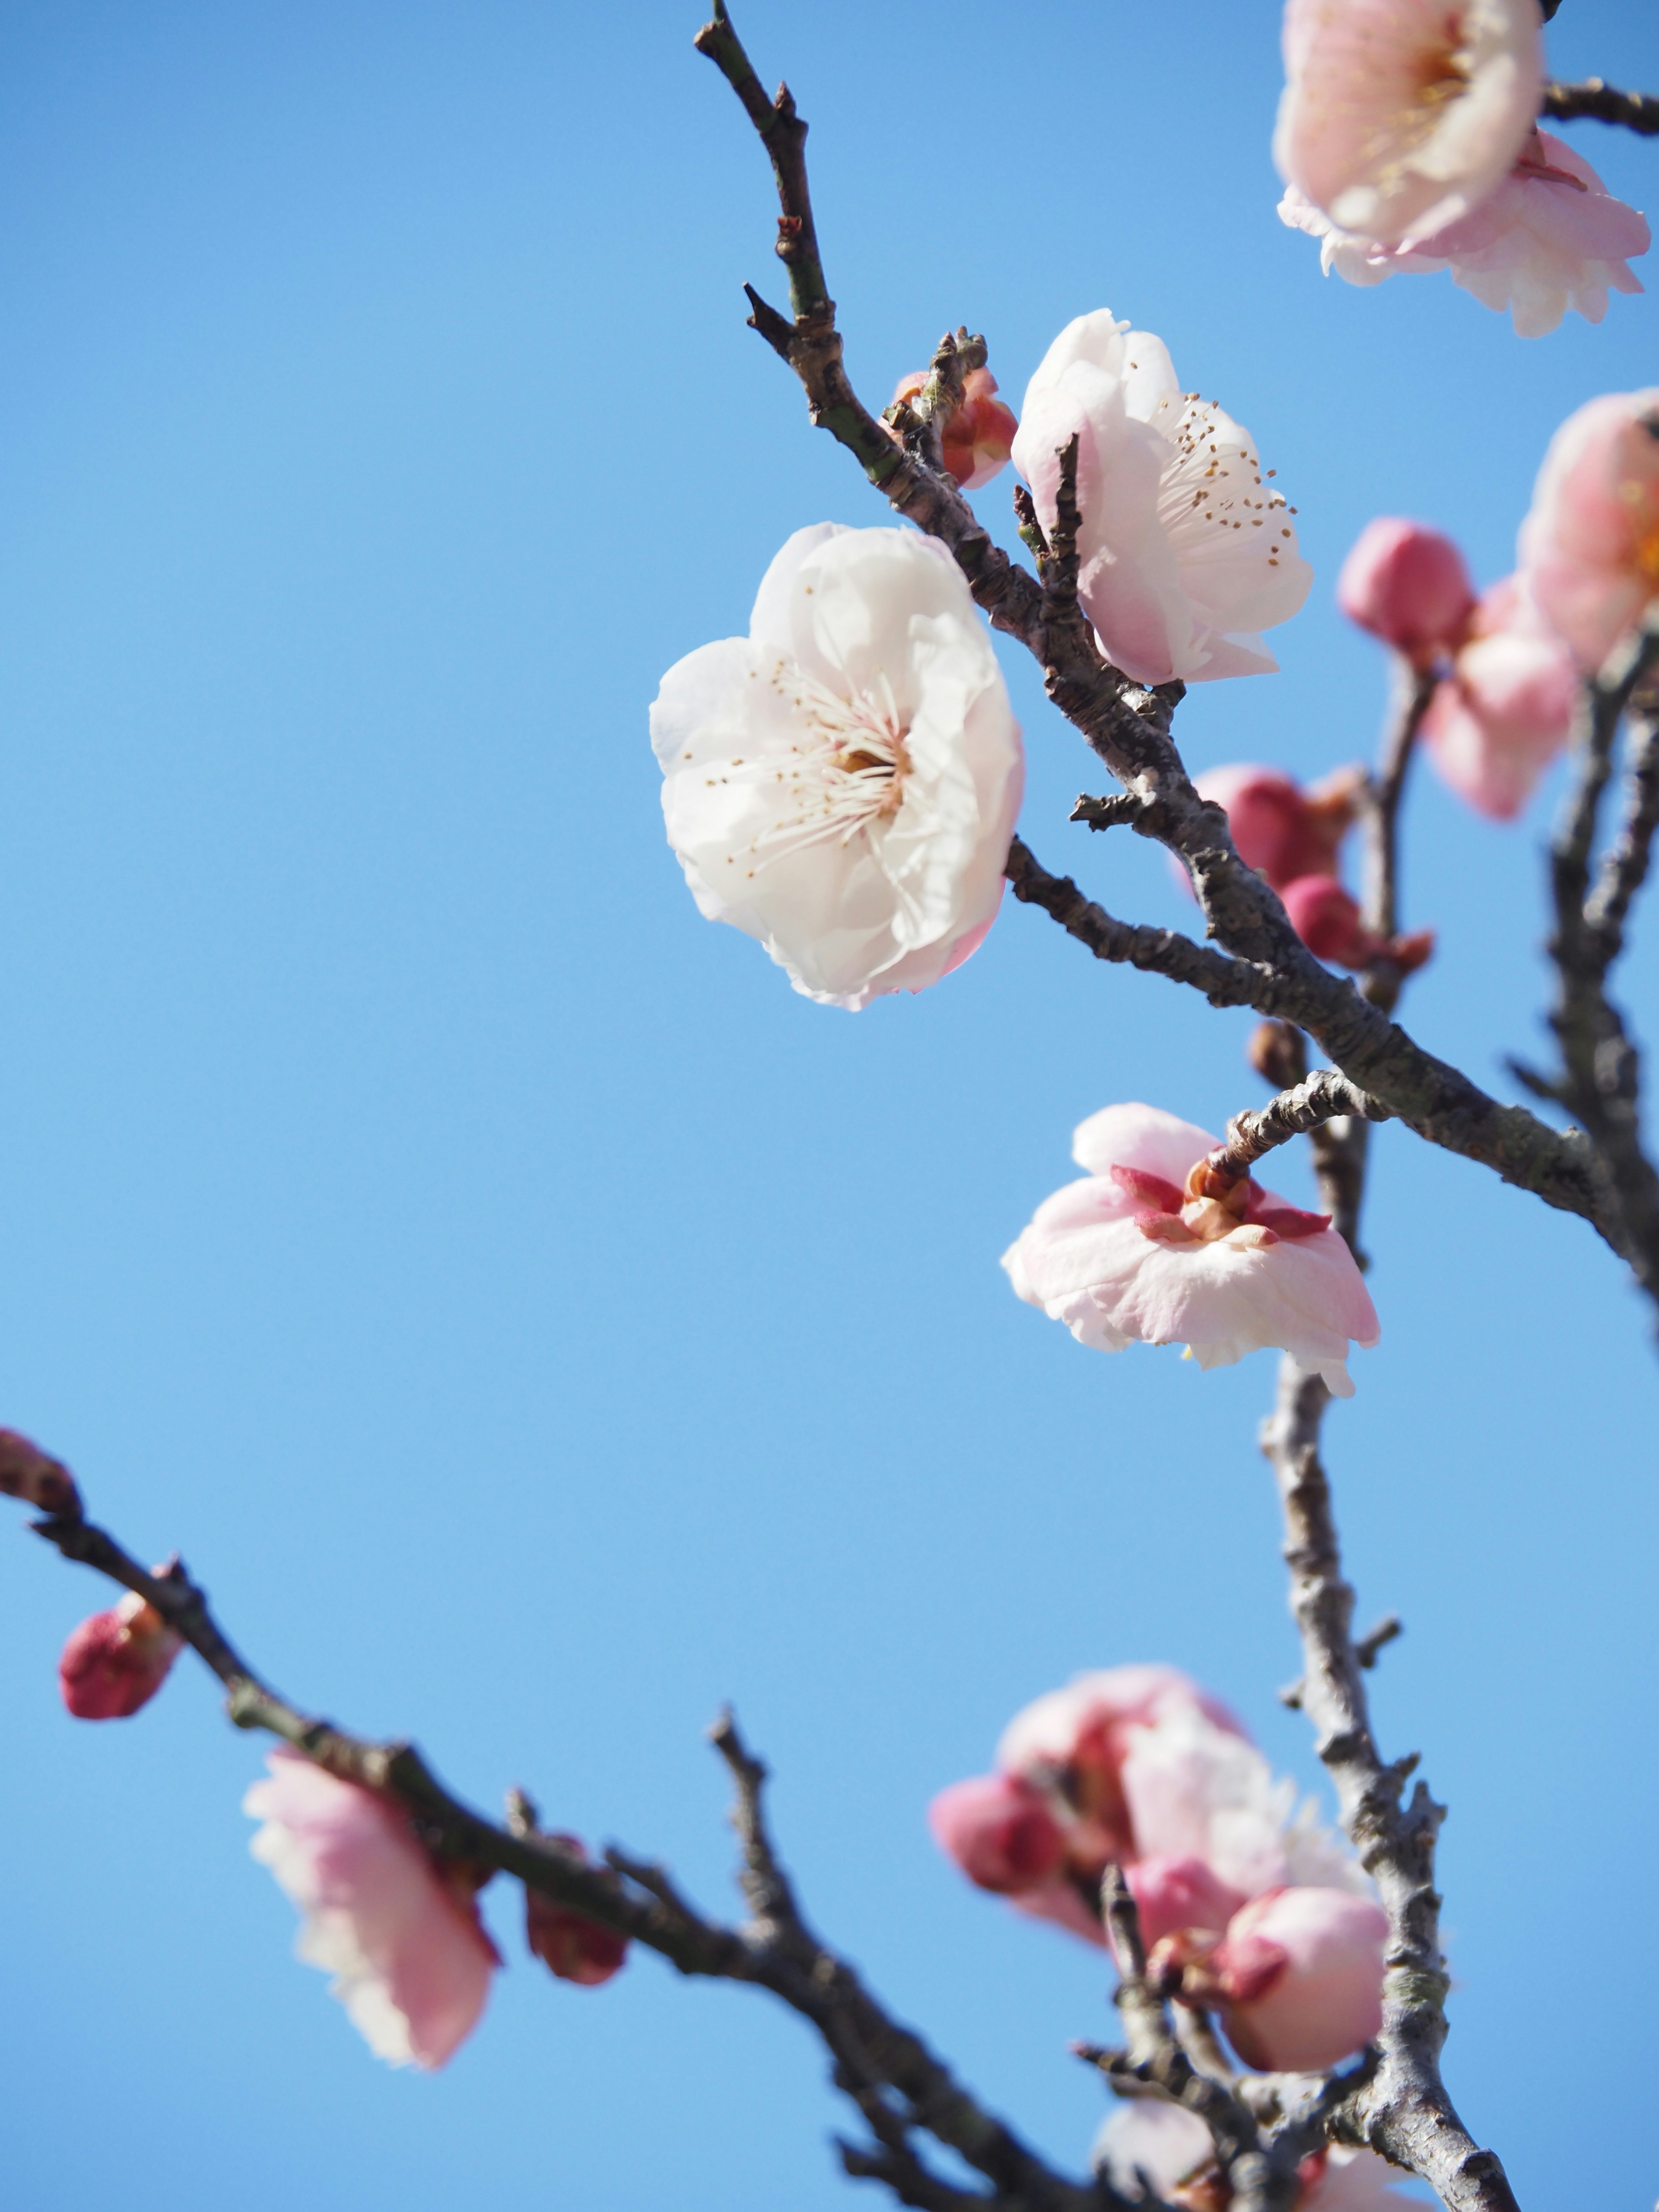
[1204, 1885, 1389, 2071]
[1011, 312, 1311, 684]
[650, 524, 1023, 1010]
[1420, 575, 1578, 818]
[1274, 0, 1542, 248]
[1002, 1104, 1379, 1397]
[245, 1749, 497, 2069]
[526, 1854, 631, 1988]
[1336, 519, 1475, 664]
[59, 1589, 183, 1719]
[1192, 765, 1363, 891]
[0, 1426, 81, 1517]
[891, 365, 1018, 489]
[1519, 389, 1659, 672]
[1279, 132, 1648, 338]
[1094, 2100, 1411, 2209]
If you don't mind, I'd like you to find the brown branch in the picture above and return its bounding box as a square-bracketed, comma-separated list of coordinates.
[1202, 1071, 1391, 1189]
[25, 1488, 1122, 2212]
[697, 3, 1621, 1264]
[1362, 661, 1438, 954]
[1542, 78, 1659, 133]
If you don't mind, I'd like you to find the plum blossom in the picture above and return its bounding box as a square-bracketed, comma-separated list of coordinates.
[1279, 875, 1434, 976]
[927, 1773, 1067, 1895]
[1420, 575, 1578, 818]
[1200, 1884, 1389, 2071]
[1519, 388, 1659, 672]
[650, 524, 1023, 1009]
[59, 1588, 182, 1719]
[245, 1749, 497, 2069]
[1011, 312, 1310, 684]
[1192, 765, 1362, 891]
[890, 365, 1017, 489]
[1280, 132, 1648, 338]
[1336, 519, 1475, 664]
[1274, 0, 1543, 248]
[1001, 1104, 1379, 1396]
[525, 1840, 630, 1988]
[1093, 2099, 1411, 2209]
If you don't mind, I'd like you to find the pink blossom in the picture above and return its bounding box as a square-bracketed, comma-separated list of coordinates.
[891, 365, 1018, 489]
[245, 1750, 497, 2069]
[1127, 1854, 1247, 1948]
[59, 1589, 182, 1719]
[1211, 1885, 1388, 2071]
[1337, 519, 1475, 663]
[1279, 131, 1648, 337]
[928, 1773, 1067, 1895]
[1274, 0, 1542, 248]
[525, 1838, 630, 1988]
[1192, 765, 1361, 890]
[1011, 312, 1310, 684]
[1519, 388, 1659, 672]
[1002, 1104, 1379, 1397]
[0, 1426, 81, 1517]
[1421, 575, 1578, 818]
[1279, 875, 1435, 976]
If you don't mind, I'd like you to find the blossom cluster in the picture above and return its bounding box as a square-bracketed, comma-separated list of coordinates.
[930, 1662, 1402, 2205]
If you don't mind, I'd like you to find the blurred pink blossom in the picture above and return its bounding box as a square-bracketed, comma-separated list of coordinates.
[1127, 1853, 1246, 1948]
[59, 1589, 182, 1719]
[1421, 575, 1578, 818]
[1280, 132, 1648, 338]
[245, 1749, 497, 2069]
[1274, 0, 1542, 248]
[1210, 1885, 1389, 2072]
[1011, 311, 1310, 684]
[1002, 1104, 1379, 1396]
[927, 1773, 1066, 1894]
[891, 365, 1018, 489]
[1279, 875, 1434, 976]
[1336, 519, 1475, 663]
[1192, 765, 1362, 890]
[525, 1838, 630, 1988]
[1519, 388, 1659, 671]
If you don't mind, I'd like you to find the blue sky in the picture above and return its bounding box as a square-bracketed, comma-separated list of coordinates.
[0, 3, 1656, 2207]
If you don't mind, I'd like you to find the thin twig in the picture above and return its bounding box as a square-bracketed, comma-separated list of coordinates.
[1542, 78, 1659, 133]
[1201, 1071, 1391, 1189]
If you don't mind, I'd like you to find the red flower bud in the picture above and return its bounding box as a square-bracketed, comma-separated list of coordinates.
[890, 366, 1018, 489]
[59, 1591, 182, 1719]
[0, 1427, 82, 1519]
[928, 1773, 1067, 1894]
[1337, 518, 1476, 664]
[525, 1837, 629, 1987]
[1280, 876, 1435, 977]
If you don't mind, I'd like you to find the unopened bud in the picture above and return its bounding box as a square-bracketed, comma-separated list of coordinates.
[1247, 1019, 1308, 1090]
[525, 1837, 629, 1988]
[928, 1773, 1066, 1894]
[1280, 875, 1435, 978]
[1192, 765, 1361, 892]
[1126, 1853, 1246, 1949]
[891, 366, 1017, 490]
[1213, 1885, 1386, 2072]
[0, 1427, 82, 1519]
[59, 1588, 182, 1719]
[1337, 518, 1475, 664]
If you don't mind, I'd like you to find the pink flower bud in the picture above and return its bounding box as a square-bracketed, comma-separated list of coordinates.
[525, 1836, 629, 1987]
[59, 1589, 183, 1719]
[1337, 519, 1476, 664]
[1126, 1853, 1247, 1948]
[928, 1773, 1066, 1894]
[1280, 875, 1434, 977]
[1194, 766, 1362, 891]
[0, 1427, 82, 1518]
[891, 366, 1018, 489]
[1214, 1885, 1387, 2072]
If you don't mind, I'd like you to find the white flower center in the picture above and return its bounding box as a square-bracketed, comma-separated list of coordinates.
[1157, 398, 1298, 573]
[740, 661, 912, 872]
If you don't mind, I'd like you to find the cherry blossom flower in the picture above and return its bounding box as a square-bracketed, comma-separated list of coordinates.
[1274, 0, 1543, 248]
[245, 1749, 497, 2069]
[1011, 312, 1310, 684]
[1192, 765, 1362, 891]
[1337, 519, 1475, 664]
[1094, 2100, 1411, 2208]
[1279, 132, 1648, 337]
[59, 1589, 182, 1719]
[1421, 575, 1578, 818]
[1002, 1104, 1379, 1396]
[650, 524, 1023, 1009]
[1519, 388, 1659, 672]
[890, 365, 1018, 489]
[1205, 1885, 1389, 2071]
[525, 1839, 630, 1987]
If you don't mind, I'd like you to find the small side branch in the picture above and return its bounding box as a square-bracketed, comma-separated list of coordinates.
[1203, 1072, 1392, 1189]
[1542, 78, 1659, 133]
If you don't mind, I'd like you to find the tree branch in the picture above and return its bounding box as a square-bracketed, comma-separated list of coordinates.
[1202, 1071, 1391, 1189]
[1541, 79, 1659, 133]
[24, 1487, 1122, 2212]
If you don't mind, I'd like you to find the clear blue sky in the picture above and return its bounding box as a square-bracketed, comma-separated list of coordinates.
[0, 4, 1656, 2207]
